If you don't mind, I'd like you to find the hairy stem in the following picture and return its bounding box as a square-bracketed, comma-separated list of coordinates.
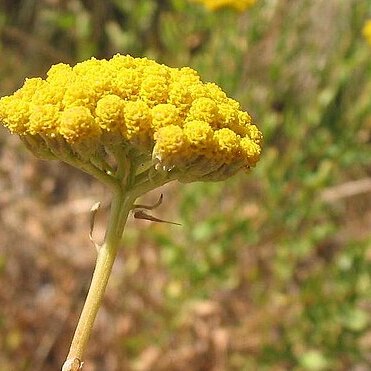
[62, 191, 135, 371]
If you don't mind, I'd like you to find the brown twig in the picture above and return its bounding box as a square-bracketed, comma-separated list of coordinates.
[1, 26, 73, 63]
[321, 178, 371, 203]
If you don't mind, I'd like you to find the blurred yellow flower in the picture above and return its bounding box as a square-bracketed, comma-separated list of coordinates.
[193, 0, 256, 12]
[0, 55, 262, 184]
[363, 19, 371, 45]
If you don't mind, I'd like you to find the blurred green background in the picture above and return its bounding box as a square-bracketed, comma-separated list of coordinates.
[0, 0, 370, 370]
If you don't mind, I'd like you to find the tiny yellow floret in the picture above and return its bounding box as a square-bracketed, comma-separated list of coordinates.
[213, 128, 240, 164]
[95, 95, 126, 132]
[240, 137, 261, 166]
[153, 125, 189, 166]
[15, 78, 44, 100]
[245, 124, 263, 145]
[0, 96, 31, 134]
[186, 97, 220, 126]
[123, 100, 152, 143]
[60, 106, 101, 143]
[183, 120, 214, 155]
[151, 104, 181, 130]
[29, 104, 59, 136]
[114, 68, 142, 100]
[140, 66, 170, 107]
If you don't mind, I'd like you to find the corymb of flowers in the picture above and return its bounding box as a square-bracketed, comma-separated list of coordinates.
[0, 55, 262, 370]
[0, 54, 262, 190]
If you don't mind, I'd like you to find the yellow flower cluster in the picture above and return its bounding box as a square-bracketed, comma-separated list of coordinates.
[193, 0, 256, 12]
[363, 20, 371, 45]
[0, 55, 262, 184]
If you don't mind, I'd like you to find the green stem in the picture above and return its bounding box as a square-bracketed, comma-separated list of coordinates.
[62, 191, 135, 371]
[66, 156, 121, 193]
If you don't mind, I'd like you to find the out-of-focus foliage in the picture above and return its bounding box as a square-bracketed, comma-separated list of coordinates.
[0, 0, 370, 370]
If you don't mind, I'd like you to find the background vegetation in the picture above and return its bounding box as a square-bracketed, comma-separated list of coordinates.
[0, 0, 370, 370]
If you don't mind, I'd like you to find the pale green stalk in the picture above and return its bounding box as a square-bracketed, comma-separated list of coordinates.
[62, 191, 135, 371]
[60, 147, 175, 371]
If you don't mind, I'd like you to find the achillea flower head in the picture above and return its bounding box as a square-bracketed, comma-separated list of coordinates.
[1, 55, 263, 370]
[193, 0, 256, 12]
[0, 55, 262, 188]
[363, 20, 371, 45]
